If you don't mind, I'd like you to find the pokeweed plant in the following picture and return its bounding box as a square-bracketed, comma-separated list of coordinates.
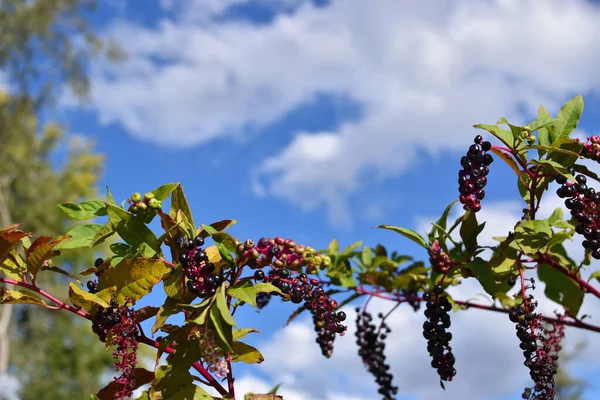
[0, 95, 600, 400]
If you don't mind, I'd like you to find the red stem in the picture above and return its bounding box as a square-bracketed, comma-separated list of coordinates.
[0, 277, 229, 397]
[355, 286, 600, 333]
[536, 253, 600, 300]
[137, 336, 228, 396]
[0, 277, 91, 320]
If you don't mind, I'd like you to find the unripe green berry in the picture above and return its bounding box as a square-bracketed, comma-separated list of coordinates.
[527, 135, 536, 143]
[131, 192, 142, 202]
[148, 198, 160, 209]
[144, 192, 155, 201]
[137, 202, 148, 211]
[131, 205, 139, 213]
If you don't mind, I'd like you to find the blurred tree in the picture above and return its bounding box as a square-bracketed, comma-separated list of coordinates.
[555, 342, 587, 400]
[0, 1, 124, 398]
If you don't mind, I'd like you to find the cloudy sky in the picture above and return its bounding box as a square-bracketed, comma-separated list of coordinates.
[13, 0, 600, 399]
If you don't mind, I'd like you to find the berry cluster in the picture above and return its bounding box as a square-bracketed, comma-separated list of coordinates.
[238, 237, 346, 352]
[192, 328, 229, 379]
[126, 191, 162, 215]
[509, 287, 560, 400]
[428, 240, 452, 274]
[355, 309, 397, 400]
[576, 135, 600, 162]
[313, 309, 347, 358]
[175, 234, 226, 298]
[555, 171, 600, 259]
[422, 286, 456, 384]
[458, 135, 493, 212]
[91, 299, 140, 400]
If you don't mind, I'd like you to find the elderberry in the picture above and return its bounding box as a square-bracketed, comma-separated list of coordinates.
[356, 310, 398, 399]
[458, 135, 493, 212]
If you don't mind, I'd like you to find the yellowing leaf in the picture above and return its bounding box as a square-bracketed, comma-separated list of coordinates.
[0, 288, 46, 306]
[231, 341, 264, 364]
[68, 281, 110, 312]
[98, 258, 172, 303]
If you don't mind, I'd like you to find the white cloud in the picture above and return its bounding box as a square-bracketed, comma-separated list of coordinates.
[0, 374, 21, 400]
[81, 0, 600, 225]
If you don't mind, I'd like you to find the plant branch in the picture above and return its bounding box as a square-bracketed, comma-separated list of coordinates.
[535, 253, 600, 301]
[353, 287, 600, 333]
[136, 335, 229, 396]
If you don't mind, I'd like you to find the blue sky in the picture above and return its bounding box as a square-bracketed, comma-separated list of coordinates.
[29, 0, 600, 399]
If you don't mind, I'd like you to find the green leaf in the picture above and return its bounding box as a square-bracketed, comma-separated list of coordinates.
[215, 282, 237, 327]
[473, 123, 514, 149]
[55, 224, 103, 250]
[68, 281, 110, 312]
[361, 246, 374, 268]
[209, 304, 233, 352]
[233, 328, 260, 341]
[90, 222, 115, 247]
[460, 211, 483, 256]
[513, 220, 552, 254]
[0, 288, 46, 306]
[228, 280, 257, 307]
[57, 200, 107, 220]
[340, 241, 363, 256]
[574, 164, 600, 184]
[152, 297, 180, 336]
[588, 270, 600, 283]
[105, 186, 118, 207]
[106, 204, 159, 258]
[197, 220, 238, 238]
[109, 242, 130, 256]
[528, 116, 560, 133]
[432, 201, 456, 241]
[531, 159, 576, 182]
[268, 384, 282, 394]
[537, 263, 584, 316]
[328, 239, 339, 254]
[169, 184, 195, 232]
[376, 225, 428, 249]
[163, 265, 184, 299]
[151, 182, 179, 201]
[255, 282, 283, 296]
[555, 95, 584, 139]
[231, 341, 264, 364]
[97, 258, 173, 303]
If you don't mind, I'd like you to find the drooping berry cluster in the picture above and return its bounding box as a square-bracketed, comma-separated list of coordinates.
[509, 285, 560, 400]
[238, 237, 345, 354]
[313, 309, 347, 358]
[428, 240, 452, 274]
[555, 170, 600, 259]
[193, 328, 229, 379]
[422, 286, 456, 384]
[91, 299, 140, 400]
[355, 309, 397, 400]
[576, 135, 600, 162]
[175, 234, 226, 298]
[458, 135, 493, 212]
[126, 191, 162, 215]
